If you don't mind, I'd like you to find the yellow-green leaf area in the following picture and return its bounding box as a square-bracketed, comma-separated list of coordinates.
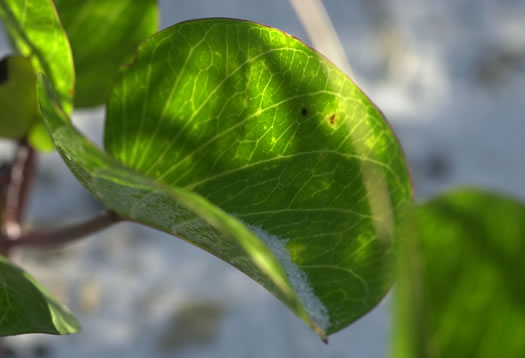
[104, 19, 412, 334]
[0, 0, 74, 114]
[0, 255, 80, 336]
[0, 0, 73, 150]
[53, 0, 159, 108]
[0, 55, 38, 140]
[394, 189, 525, 357]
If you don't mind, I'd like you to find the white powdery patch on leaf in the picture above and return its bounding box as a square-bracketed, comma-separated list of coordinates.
[246, 224, 331, 331]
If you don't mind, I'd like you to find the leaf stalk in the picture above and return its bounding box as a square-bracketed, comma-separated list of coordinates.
[1, 211, 122, 254]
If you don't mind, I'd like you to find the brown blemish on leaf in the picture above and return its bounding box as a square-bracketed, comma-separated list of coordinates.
[301, 107, 308, 116]
[328, 113, 336, 126]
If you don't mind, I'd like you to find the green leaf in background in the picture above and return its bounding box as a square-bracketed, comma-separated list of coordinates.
[0, 55, 38, 140]
[54, 0, 159, 108]
[40, 18, 412, 338]
[0, 0, 74, 150]
[0, 255, 80, 336]
[394, 189, 525, 357]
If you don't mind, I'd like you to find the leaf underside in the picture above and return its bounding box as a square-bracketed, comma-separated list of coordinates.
[39, 19, 412, 337]
[394, 189, 525, 357]
[0, 255, 80, 336]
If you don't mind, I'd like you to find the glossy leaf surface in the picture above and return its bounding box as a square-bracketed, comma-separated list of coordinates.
[394, 189, 525, 357]
[0, 255, 80, 336]
[42, 19, 412, 337]
[54, 0, 159, 108]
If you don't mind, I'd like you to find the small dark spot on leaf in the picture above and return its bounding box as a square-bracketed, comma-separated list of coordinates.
[329, 113, 336, 125]
[0, 57, 8, 84]
[301, 108, 308, 116]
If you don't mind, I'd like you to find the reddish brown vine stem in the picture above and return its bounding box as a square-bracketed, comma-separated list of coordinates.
[0, 141, 122, 258]
[0, 211, 122, 255]
[1, 140, 36, 239]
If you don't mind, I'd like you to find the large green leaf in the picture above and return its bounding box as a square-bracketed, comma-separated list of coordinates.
[53, 0, 159, 108]
[37, 75, 326, 340]
[394, 189, 525, 357]
[40, 18, 412, 338]
[105, 19, 412, 334]
[0, 255, 80, 336]
[0, 0, 73, 150]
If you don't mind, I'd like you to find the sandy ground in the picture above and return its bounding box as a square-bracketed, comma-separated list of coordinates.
[1, 1, 524, 357]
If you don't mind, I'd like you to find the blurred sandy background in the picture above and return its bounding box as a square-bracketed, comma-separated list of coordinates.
[1, 1, 524, 357]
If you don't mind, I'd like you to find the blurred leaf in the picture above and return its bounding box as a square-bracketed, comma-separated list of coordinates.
[0, 0, 73, 113]
[394, 189, 525, 357]
[28, 120, 55, 151]
[54, 0, 159, 108]
[0, 255, 80, 336]
[0, 0, 74, 150]
[40, 18, 412, 338]
[0, 55, 38, 140]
